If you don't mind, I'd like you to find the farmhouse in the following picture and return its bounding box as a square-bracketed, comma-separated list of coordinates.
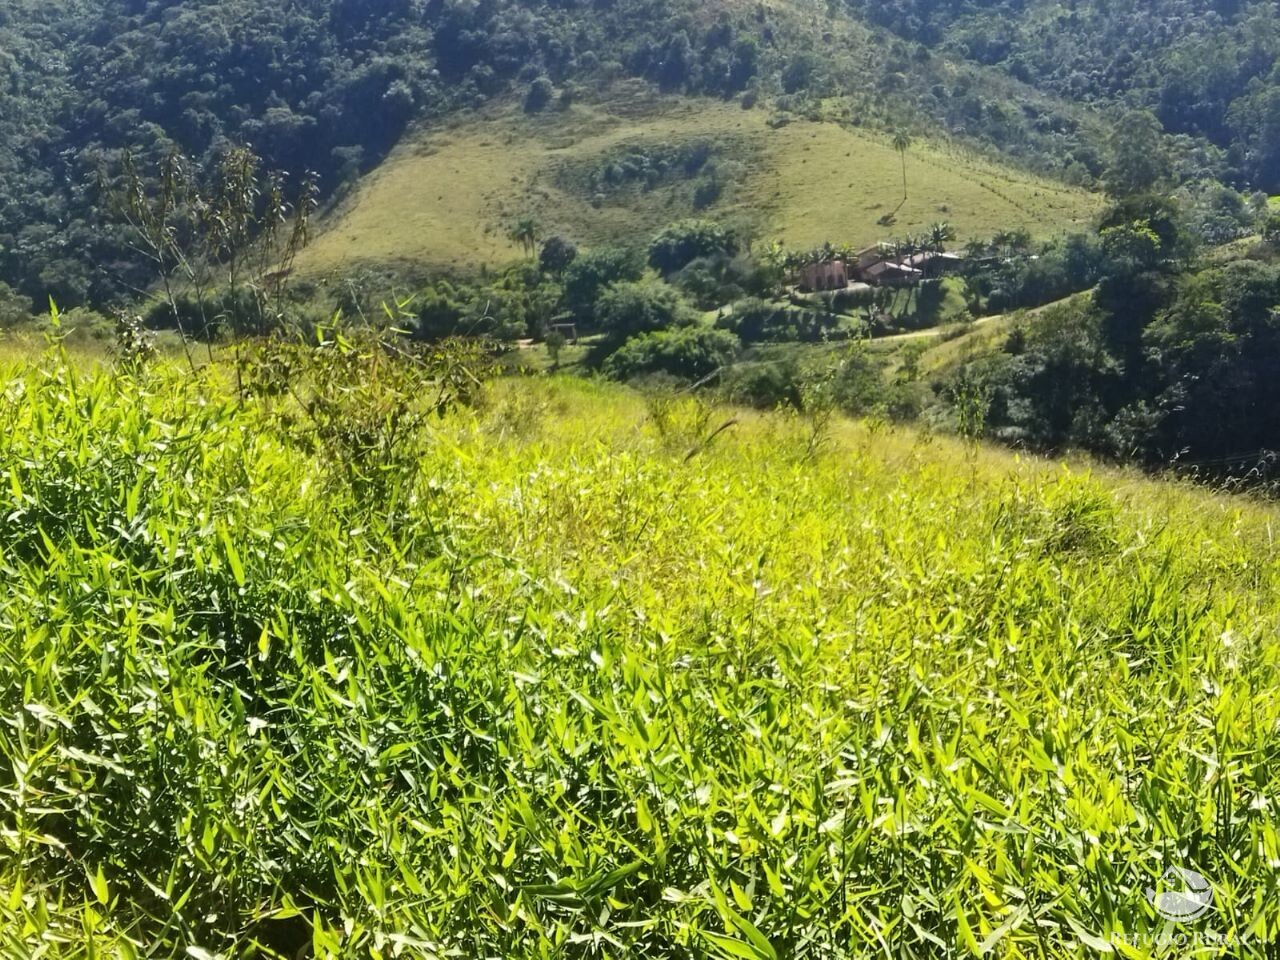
[794, 243, 965, 291]
[852, 245, 888, 270]
[860, 260, 923, 286]
[903, 251, 966, 277]
[799, 260, 849, 292]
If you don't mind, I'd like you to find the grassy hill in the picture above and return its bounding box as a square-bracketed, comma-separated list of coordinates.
[5, 345, 1280, 956]
[299, 87, 1102, 276]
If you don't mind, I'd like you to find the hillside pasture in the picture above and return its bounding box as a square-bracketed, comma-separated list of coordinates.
[298, 91, 1102, 277]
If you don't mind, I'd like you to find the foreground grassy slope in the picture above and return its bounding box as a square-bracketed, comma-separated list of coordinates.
[4, 353, 1280, 956]
[300, 88, 1101, 275]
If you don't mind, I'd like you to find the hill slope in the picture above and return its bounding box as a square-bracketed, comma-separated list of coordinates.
[4, 351, 1280, 955]
[300, 90, 1101, 275]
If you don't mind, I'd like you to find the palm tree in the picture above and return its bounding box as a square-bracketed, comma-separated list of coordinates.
[509, 217, 540, 258]
[760, 240, 786, 270]
[760, 240, 789, 293]
[898, 235, 921, 310]
[1008, 227, 1033, 256]
[927, 221, 956, 253]
[892, 130, 912, 202]
[782, 249, 807, 288]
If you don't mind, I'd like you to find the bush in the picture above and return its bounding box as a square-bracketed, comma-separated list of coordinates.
[603, 326, 740, 381]
[721, 356, 806, 409]
[594, 280, 697, 341]
[524, 76, 555, 113]
[647, 219, 737, 274]
[717, 297, 843, 343]
[692, 178, 723, 210]
[142, 288, 263, 339]
[413, 280, 526, 341]
[822, 285, 876, 314]
[825, 346, 921, 420]
[562, 248, 645, 323]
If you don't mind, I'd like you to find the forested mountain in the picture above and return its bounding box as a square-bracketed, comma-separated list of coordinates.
[0, 0, 629, 303]
[845, 0, 1280, 188]
[0, 0, 1109, 307]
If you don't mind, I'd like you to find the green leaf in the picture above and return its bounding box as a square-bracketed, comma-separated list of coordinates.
[702, 931, 769, 960]
[1065, 917, 1115, 954]
[88, 864, 108, 905]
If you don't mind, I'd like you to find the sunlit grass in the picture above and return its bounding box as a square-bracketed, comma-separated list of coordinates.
[1, 352, 1278, 957]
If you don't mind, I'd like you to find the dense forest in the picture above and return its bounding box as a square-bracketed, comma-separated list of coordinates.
[945, 205, 1280, 479]
[847, 0, 1280, 188]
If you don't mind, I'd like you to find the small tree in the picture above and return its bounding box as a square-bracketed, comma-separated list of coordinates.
[595, 280, 697, 341]
[524, 76, 555, 114]
[562, 248, 645, 322]
[509, 217, 541, 258]
[0, 282, 31, 327]
[1100, 219, 1162, 271]
[1263, 213, 1280, 246]
[545, 328, 567, 370]
[539, 235, 578, 274]
[1104, 110, 1171, 198]
[106, 147, 317, 372]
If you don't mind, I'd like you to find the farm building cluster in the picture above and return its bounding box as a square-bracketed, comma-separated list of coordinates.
[798, 246, 964, 293]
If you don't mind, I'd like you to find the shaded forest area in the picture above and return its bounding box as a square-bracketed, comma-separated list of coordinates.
[0, 0, 764, 305]
[847, 0, 1280, 189]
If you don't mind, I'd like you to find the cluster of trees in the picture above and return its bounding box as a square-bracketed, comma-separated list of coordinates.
[945, 195, 1280, 477]
[362, 219, 751, 380]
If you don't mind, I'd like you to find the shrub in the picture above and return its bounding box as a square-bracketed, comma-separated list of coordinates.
[822, 285, 876, 314]
[603, 325, 740, 381]
[647, 219, 737, 274]
[692, 178, 723, 210]
[413, 280, 525, 341]
[717, 297, 843, 343]
[721, 356, 806, 409]
[562, 248, 645, 323]
[594, 280, 697, 341]
[142, 287, 263, 339]
[524, 76, 555, 113]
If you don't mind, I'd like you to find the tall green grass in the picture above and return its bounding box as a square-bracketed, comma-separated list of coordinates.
[2, 348, 1279, 957]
